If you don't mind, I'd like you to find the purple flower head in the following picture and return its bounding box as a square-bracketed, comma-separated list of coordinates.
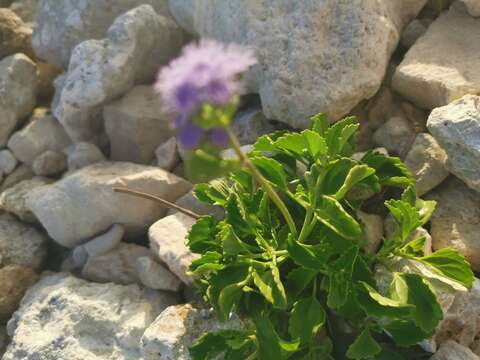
[155, 39, 256, 116]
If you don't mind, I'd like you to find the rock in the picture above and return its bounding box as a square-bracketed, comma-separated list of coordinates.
[104, 86, 174, 164]
[0, 265, 38, 320]
[0, 265, 38, 319]
[0, 326, 7, 358]
[36, 62, 62, 101]
[231, 107, 275, 145]
[66, 142, 106, 171]
[372, 115, 415, 155]
[0, 177, 52, 223]
[432, 279, 480, 355]
[358, 211, 384, 255]
[462, 0, 480, 17]
[426, 177, 480, 271]
[0, 165, 34, 193]
[169, 0, 427, 128]
[427, 95, 480, 193]
[401, 19, 428, 48]
[81, 243, 151, 285]
[0, 54, 37, 146]
[136, 256, 182, 292]
[9, 0, 37, 24]
[3, 272, 178, 360]
[0, 150, 17, 175]
[53, 5, 185, 142]
[167, 190, 224, 219]
[140, 304, 242, 360]
[32, 150, 67, 176]
[393, 4, 480, 109]
[0, 213, 47, 270]
[366, 87, 400, 131]
[0, 9, 34, 59]
[32, 0, 172, 68]
[27, 162, 191, 248]
[149, 212, 199, 285]
[431, 341, 479, 360]
[7, 108, 70, 165]
[155, 137, 180, 171]
[82, 224, 125, 259]
[404, 133, 449, 196]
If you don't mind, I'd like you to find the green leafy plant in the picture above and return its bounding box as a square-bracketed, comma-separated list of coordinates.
[187, 114, 473, 360]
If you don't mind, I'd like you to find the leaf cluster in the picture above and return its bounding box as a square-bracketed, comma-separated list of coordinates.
[187, 114, 473, 360]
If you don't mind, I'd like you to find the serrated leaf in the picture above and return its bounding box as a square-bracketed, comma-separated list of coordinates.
[194, 179, 231, 206]
[416, 198, 436, 226]
[250, 156, 288, 190]
[289, 297, 326, 344]
[311, 113, 330, 135]
[190, 331, 241, 360]
[400, 237, 426, 257]
[385, 200, 421, 243]
[188, 216, 219, 253]
[335, 165, 376, 200]
[357, 282, 413, 318]
[346, 328, 382, 359]
[361, 152, 413, 188]
[315, 195, 362, 240]
[327, 246, 358, 309]
[419, 248, 474, 289]
[253, 316, 283, 360]
[218, 223, 255, 255]
[325, 116, 359, 157]
[252, 266, 287, 310]
[190, 251, 224, 276]
[287, 235, 327, 270]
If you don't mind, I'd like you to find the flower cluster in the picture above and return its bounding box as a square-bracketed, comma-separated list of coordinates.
[155, 40, 256, 148]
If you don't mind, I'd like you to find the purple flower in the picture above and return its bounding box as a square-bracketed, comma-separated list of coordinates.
[155, 39, 256, 116]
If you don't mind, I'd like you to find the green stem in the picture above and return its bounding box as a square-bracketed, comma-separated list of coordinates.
[226, 128, 298, 238]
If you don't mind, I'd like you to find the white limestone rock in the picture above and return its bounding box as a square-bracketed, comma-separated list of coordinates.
[104, 86, 175, 164]
[26, 162, 191, 248]
[169, 0, 427, 128]
[53, 5, 185, 142]
[373, 115, 415, 156]
[427, 95, 480, 193]
[430, 340, 479, 360]
[149, 212, 199, 285]
[0, 54, 37, 146]
[462, 0, 480, 17]
[135, 256, 182, 292]
[3, 272, 178, 360]
[393, 4, 480, 109]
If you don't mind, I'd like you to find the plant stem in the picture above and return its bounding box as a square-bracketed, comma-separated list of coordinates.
[225, 128, 298, 238]
[113, 187, 202, 220]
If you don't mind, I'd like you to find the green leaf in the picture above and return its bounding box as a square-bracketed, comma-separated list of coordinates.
[218, 283, 244, 319]
[346, 328, 382, 359]
[335, 164, 376, 200]
[324, 116, 359, 157]
[327, 246, 358, 309]
[401, 273, 443, 332]
[362, 152, 413, 188]
[250, 156, 288, 190]
[416, 198, 436, 226]
[419, 248, 474, 289]
[190, 251, 224, 276]
[188, 216, 219, 253]
[384, 320, 431, 347]
[190, 331, 239, 360]
[289, 297, 326, 344]
[303, 130, 328, 159]
[400, 237, 427, 257]
[287, 235, 327, 270]
[311, 113, 330, 136]
[385, 200, 421, 242]
[218, 223, 255, 255]
[252, 266, 287, 310]
[187, 150, 239, 183]
[357, 282, 413, 318]
[315, 195, 362, 240]
[194, 179, 231, 206]
[253, 316, 283, 360]
[286, 268, 318, 298]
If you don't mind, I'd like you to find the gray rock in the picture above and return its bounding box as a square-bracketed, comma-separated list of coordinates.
[0, 150, 17, 175]
[32, 150, 67, 176]
[82, 243, 151, 285]
[135, 256, 182, 292]
[0, 54, 37, 146]
[401, 19, 429, 48]
[0, 325, 7, 358]
[155, 137, 180, 171]
[83, 224, 125, 259]
[7, 109, 71, 165]
[0, 164, 34, 193]
[426, 177, 480, 271]
[32, 0, 172, 68]
[393, 4, 480, 109]
[0, 265, 38, 320]
[3, 272, 178, 360]
[167, 190, 224, 219]
[66, 142, 106, 171]
[373, 115, 415, 155]
[431, 341, 479, 360]
[427, 95, 480, 193]
[231, 107, 275, 145]
[141, 304, 242, 360]
[53, 5, 185, 142]
[169, 0, 427, 128]
[104, 86, 174, 164]
[26, 162, 191, 248]
[0, 8, 34, 59]
[0, 213, 47, 270]
[0, 177, 52, 223]
[9, 0, 37, 24]
[404, 133, 449, 196]
[462, 0, 480, 17]
[149, 212, 199, 285]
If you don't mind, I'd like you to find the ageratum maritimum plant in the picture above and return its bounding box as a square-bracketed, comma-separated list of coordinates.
[154, 40, 474, 360]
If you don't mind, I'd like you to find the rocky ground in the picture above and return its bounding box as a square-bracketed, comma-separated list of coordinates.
[0, 0, 480, 359]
